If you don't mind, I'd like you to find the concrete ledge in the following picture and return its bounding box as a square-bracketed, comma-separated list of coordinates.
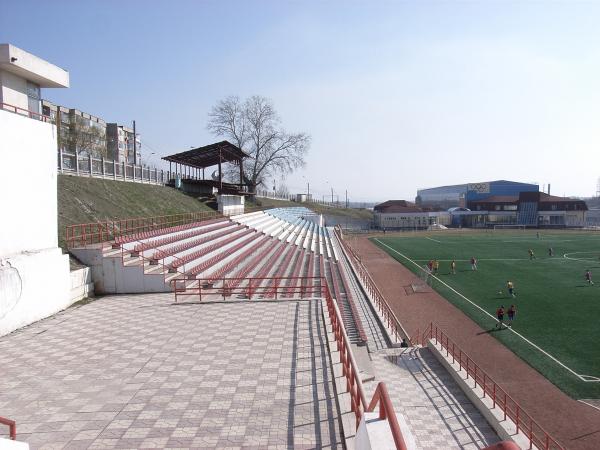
[427, 339, 537, 450]
[70, 267, 94, 302]
[0, 438, 29, 449]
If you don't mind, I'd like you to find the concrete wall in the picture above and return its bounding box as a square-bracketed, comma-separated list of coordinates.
[0, 110, 70, 336]
[218, 194, 245, 216]
[0, 110, 59, 254]
[0, 69, 28, 110]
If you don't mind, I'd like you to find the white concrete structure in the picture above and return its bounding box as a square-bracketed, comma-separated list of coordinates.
[217, 194, 244, 216]
[0, 45, 70, 337]
[0, 44, 69, 114]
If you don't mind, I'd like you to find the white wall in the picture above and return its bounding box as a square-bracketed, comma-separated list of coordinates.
[0, 69, 28, 111]
[218, 194, 245, 216]
[0, 109, 58, 255]
[0, 110, 70, 336]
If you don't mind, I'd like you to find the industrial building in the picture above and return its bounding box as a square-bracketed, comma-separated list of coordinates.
[386, 180, 590, 229]
[416, 180, 539, 209]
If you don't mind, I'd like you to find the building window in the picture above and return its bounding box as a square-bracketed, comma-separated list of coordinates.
[27, 82, 41, 114]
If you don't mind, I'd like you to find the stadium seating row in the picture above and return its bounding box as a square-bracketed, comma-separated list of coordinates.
[103, 208, 365, 343]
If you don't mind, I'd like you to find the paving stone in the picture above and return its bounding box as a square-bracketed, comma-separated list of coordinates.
[0, 293, 343, 448]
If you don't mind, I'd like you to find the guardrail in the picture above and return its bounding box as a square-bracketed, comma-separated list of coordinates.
[422, 323, 564, 450]
[170, 276, 407, 449]
[59, 149, 168, 185]
[66, 211, 222, 248]
[1, 102, 50, 122]
[333, 226, 409, 344]
[0, 416, 16, 440]
[170, 276, 326, 302]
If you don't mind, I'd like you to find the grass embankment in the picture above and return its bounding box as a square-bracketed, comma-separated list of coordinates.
[372, 231, 600, 399]
[58, 175, 214, 248]
[251, 197, 373, 221]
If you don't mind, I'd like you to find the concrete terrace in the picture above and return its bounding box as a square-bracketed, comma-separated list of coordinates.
[0, 294, 343, 449]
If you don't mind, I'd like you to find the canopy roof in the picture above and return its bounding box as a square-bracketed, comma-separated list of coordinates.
[162, 141, 249, 168]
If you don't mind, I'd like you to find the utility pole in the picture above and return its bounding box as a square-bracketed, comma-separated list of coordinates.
[133, 120, 137, 165]
[345, 190, 348, 208]
[331, 187, 334, 204]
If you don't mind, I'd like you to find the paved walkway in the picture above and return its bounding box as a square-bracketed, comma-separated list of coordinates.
[0, 294, 343, 449]
[363, 348, 498, 450]
[348, 234, 600, 450]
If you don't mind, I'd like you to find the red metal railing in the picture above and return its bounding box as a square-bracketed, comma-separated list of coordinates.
[1, 102, 50, 122]
[0, 416, 16, 440]
[422, 323, 564, 450]
[66, 211, 222, 248]
[170, 276, 407, 449]
[367, 383, 406, 450]
[333, 227, 408, 344]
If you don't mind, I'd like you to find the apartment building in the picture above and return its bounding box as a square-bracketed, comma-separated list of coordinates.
[107, 123, 141, 163]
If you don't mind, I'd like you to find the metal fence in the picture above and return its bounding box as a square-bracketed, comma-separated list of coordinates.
[58, 149, 171, 185]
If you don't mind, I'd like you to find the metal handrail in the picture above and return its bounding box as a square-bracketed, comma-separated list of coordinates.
[422, 323, 565, 450]
[0, 416, 16, 440]
[66, 211, 222, 248]
[1, 102, 50, 122]
[333, 226, 409, 344]
[367, 382, 407, 450]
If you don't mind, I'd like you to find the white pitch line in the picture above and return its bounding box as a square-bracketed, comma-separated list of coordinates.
[425, 237, 443, 244]
[413, 258, 531, 262]
[374, 238, 600, 383]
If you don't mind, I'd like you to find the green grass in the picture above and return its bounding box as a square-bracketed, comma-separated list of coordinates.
[371, 230, 600, 399]
[58, 175, 214, 249]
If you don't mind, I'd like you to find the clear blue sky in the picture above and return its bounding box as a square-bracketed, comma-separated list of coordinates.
[2, 1, 600, 201]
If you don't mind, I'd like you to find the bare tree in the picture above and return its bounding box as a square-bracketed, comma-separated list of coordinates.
[207, 95, 310, 192]
[66, 117, 107, 158]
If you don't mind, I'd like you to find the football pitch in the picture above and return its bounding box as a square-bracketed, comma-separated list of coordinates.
[371, 230, 600, 400]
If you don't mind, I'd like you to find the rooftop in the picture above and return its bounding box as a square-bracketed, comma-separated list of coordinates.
[162, 141, 249, 169]
[0, 43, 69, 88]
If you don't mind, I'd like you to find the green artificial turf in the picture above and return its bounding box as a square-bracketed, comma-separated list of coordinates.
[371, 230, 600, 399]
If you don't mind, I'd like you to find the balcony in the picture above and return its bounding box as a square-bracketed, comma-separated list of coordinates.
[1, 102, 50, 122]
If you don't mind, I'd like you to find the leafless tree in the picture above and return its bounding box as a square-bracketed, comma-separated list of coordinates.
[64, 117, 107, 157]
[207, 95, 310, 192]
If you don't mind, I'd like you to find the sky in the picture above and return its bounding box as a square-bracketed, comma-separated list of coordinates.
[2, 0, 600, 202]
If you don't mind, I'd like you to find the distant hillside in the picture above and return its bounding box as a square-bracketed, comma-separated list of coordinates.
[57, 175, 214, 248]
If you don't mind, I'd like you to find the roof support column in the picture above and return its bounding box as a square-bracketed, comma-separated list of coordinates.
[218, 148, 223, 192]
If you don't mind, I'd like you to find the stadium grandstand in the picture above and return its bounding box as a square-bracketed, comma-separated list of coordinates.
[2, 42, 596, 450]
[1, 203, 575, 449]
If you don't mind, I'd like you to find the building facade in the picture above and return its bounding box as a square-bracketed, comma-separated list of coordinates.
[42, 100, 107, 156]
[465, 192, 588, 227]
[0, 43, 69, 116]
[107, 123, 141, 163]
[373, 200, 451, 230]
[0, 43, 71, 336]
[416, 180, 539, 209]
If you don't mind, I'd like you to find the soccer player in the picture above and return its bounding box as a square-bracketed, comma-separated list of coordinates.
[507, 280, 516, 297]
[470, 256, 478, 271]
[508, 305, 517, 327]
[496, 306, 505, 328]
[585, 270, 594, 285]
[548, 247, 554, 257]
[433, 259, 440, 274]
[450, 259, 456, 275]
[528, 248, 536, 260]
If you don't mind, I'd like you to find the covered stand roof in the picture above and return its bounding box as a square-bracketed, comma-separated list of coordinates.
[162, 140, 249, 168]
